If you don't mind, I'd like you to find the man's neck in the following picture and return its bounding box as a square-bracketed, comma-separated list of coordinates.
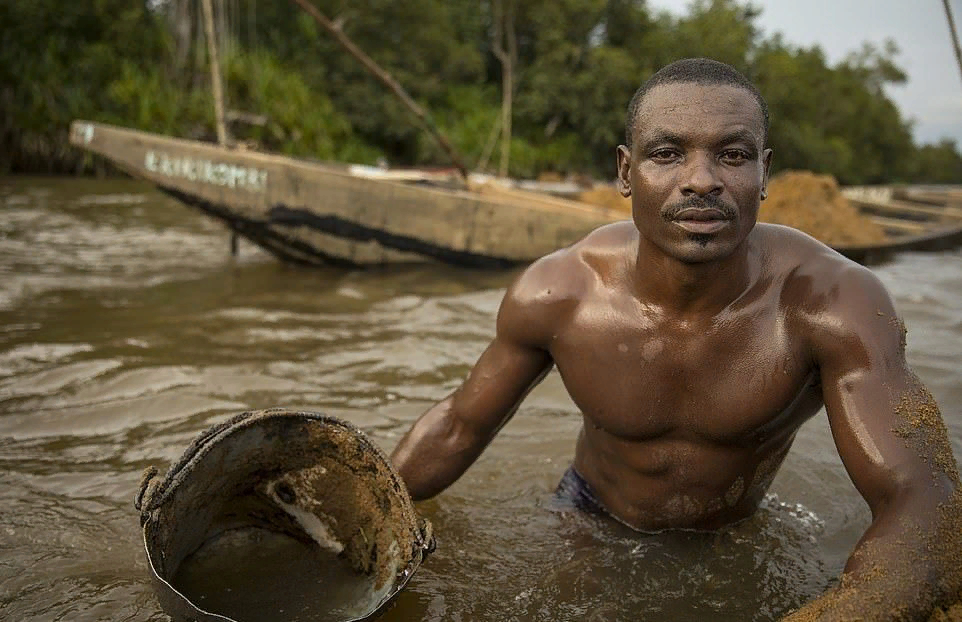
[629, 236, 755, 317]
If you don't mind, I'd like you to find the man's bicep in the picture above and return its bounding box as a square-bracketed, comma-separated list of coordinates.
[447, 252, 571, 433]
[449, 336, 553, 433]
[822, 362, 951, 506]
[814, 271, 955, 509]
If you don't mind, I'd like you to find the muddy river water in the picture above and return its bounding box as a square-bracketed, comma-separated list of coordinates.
[1, 177, 960, 621]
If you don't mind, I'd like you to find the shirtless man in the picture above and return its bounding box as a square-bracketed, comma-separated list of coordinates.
[391, 58, 960, 620]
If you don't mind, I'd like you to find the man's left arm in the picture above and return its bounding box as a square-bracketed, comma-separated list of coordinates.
[785, 264, 960, 621]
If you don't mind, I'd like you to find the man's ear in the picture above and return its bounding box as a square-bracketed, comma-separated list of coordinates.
[616, 145, 632, 198]
[761, 148, 773, 200]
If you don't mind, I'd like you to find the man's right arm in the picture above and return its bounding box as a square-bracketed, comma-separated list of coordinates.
[390, 254, 571, 500]
[390, 335, 552, 500]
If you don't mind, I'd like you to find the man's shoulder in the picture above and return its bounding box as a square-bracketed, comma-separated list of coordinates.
[754, 222, 875, 286]
[754, 223, 897, 340]
[496, 222, 635, 342]
[511, 221, 634, 302]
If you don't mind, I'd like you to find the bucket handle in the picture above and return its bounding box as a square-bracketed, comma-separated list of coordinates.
[135, 465, 160, 516]
[420, 518, 436, 556]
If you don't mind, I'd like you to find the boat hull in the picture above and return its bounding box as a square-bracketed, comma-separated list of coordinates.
[69, 121, 620, 268]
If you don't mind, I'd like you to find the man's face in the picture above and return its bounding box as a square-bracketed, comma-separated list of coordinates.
[616, 82, 772, 264]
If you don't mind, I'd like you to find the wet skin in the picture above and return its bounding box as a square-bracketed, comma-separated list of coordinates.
[391, 83, 958, 618]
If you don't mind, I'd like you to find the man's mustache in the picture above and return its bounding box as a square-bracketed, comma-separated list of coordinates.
[661, 195, 737, 221]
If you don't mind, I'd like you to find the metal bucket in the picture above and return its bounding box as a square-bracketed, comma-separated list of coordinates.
[136, 408, 434, 622]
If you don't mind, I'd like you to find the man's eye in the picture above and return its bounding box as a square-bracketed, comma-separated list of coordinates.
[650, 149, 678, 160]
[721, 150, 750, 162]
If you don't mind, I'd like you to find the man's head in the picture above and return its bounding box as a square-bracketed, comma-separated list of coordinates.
[617, 58, 773, 264]
[625, 58, 769, 148]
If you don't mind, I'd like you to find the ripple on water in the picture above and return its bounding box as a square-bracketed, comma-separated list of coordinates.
[0, 487, 161, 621]
[0, 392, 248, 440]
[0, 343, 96, 379]
[0, 185, 270, 311]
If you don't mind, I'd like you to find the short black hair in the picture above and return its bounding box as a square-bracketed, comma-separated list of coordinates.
[625, 58, 769, 147]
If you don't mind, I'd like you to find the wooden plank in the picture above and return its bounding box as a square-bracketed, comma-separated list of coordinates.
[849, 197, 962, 222]
[835, 223, 962, 258]
[865, 215, 929, 234]
[900, 188, 962, 207]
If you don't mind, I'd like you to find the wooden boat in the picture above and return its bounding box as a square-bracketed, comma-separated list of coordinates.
[68, 120, 621, 269]
[839, 186, 962, 264]
[70, 120, 962, 269]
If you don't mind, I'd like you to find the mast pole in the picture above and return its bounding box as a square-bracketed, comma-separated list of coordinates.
[201, 0, 229, 147]
[943, 0, 962, 87]
[201, 0, 239, 255]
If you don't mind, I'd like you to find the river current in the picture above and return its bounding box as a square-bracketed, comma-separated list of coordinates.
[1, 177, 960, 621]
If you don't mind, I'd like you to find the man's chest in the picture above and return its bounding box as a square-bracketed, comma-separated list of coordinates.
[548, 306, 820, 444]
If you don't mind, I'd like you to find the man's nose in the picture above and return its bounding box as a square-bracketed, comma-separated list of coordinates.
[680, 153, 723, 197]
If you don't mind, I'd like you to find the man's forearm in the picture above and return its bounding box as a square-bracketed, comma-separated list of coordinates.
[390, 396, 489, 500]
[782, 486, 961, 621]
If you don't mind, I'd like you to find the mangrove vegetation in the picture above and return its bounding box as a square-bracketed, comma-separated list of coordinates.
[2, 0, 961, 184]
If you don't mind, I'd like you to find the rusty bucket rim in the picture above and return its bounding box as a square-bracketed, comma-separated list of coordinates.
[138, 408, 433, 622]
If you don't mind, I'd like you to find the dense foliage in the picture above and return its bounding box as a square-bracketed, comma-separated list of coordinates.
[2, 0, 960, 183]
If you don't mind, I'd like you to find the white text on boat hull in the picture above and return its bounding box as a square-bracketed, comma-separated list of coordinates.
[144, 150, 268, 192]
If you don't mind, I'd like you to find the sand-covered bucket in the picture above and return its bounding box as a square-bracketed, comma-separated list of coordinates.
[135, 408, 434, 622]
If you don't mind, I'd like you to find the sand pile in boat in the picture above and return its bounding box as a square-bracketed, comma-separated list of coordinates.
[759, 170, 888, 246]
[578, 185, 632, 212]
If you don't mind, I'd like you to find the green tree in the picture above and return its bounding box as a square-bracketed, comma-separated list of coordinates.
[0, 0, 170, 172]
[911, 139, 962, 183]
[656, 0, 760, 71]
[507, 0, 659, 175]
[753, 34, 917, 184]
